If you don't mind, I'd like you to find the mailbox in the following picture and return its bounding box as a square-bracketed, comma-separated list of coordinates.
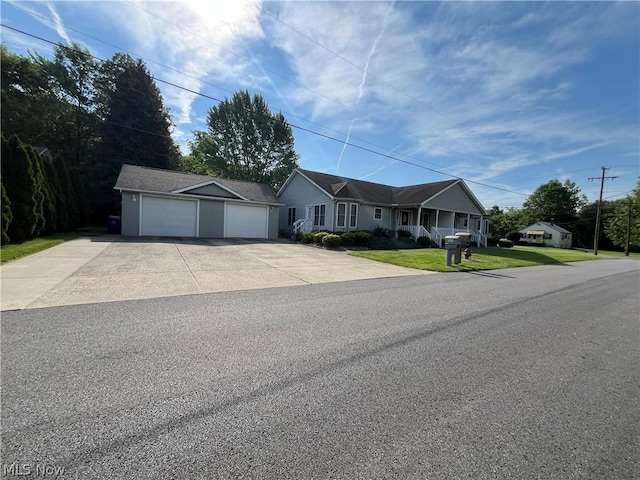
[444, 235, 460, 249]
[455, 232, 472, 247]
[444, 235, 461, 266]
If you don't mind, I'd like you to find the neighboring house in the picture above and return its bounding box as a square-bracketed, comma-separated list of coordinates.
[114, 164, 281, 239]
[277, 168, 489, 247]
[519, 221, 572, 248]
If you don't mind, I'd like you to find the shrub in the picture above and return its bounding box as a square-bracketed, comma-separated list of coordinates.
[340, 232, 356, 247]
[498, 238, 514, 248]
[313, 231, 329, 244]
[322, 234, 342, 249]
[506, 231, 522, 243]
[416, 236, 431, 247]
[354, 231, 372, 247]
[487, 236, 498, 246]
[301, 232, 315, 244]
[292, 231, 303, 242]
[373, 226, 391, 238]
[397, 229, 413, 238]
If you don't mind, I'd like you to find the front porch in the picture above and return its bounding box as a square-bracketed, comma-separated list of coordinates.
[396, 208, 488, 247]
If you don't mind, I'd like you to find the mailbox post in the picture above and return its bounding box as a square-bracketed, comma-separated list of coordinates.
[444, 235, 461, 266]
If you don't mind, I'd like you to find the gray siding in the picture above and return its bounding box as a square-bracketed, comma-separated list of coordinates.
[278, 172, 334, 231]
[357, 204, 394, 231]
[199, 199, 225, 238]
[268, 206, 279, 239]
[120, 191, 140, 235]
[423, 183, 483, 215]
[185, 184, 239, 198]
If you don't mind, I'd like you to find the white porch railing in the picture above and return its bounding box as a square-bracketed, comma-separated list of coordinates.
[397, 225, 430, 240]
[430, 227, 487, 247]
[293, 218, 312, 233]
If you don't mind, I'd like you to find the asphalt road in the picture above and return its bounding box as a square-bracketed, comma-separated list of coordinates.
[2, 259, 639, 479]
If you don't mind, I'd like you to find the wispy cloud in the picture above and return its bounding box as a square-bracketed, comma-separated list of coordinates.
[45, 2, 70, 44]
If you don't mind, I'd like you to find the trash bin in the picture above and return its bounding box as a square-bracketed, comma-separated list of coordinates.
[107, 215, 121, 234]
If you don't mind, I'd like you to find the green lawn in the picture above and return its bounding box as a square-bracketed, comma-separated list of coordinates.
[349, 245, 637, 272]
[1, 227, 107, 264]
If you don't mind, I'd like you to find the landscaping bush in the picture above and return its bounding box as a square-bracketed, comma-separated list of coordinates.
[416, 236, 431, 247]
[340, 232, 356, 247]
[498, 238, 514, 248]
[313, 231, 330, 244]
[397, 229, 413, 238]
[292, 231, 303, 242]
[373, 226, 391, 238]
[322, 234, 342, 249]
[301, 232, 315, 244]
[506, 231, 522, 243]
[354, 231, 372, 247]
[487, 236, 498, 246]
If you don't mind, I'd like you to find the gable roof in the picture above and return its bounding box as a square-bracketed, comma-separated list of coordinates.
[291, 169, 472, 208]
[521, 221, 571, 234]
[114, 164, 279, 204]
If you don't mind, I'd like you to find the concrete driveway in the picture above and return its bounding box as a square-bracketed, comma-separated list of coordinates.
[1, 236, 432, 310]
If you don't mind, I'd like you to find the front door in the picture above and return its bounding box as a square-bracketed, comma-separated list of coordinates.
[400, 210, 412, 226]
[421, 211, 429, 229]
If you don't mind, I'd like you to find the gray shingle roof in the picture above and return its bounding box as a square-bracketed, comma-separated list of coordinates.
[114, 164, 279, 204]
[297, 169, 459, 205]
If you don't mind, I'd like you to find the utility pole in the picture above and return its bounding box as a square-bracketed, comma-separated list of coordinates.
[588, 166, 617, 256]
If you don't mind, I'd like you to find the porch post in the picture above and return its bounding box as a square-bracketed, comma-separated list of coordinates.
[435, 209, 440, 228]
[417, 205, 422, 229]
[479, 215, 484, 235]
[466, 213, 470, 232]
[451, 211, 455, 230]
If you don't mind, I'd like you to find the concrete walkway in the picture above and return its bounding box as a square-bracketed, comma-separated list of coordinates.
[1, 236, 432, 310]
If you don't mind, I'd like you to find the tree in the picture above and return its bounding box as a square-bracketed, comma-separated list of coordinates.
[2, 134, 40, 242]
[188, 90, 299, 190]
[1, 182, 12, 244]
[488, 205, 527, 238]
[94, 56, 180, 218]
[604, 182, 640, 250]
[523, 179, 587, 229]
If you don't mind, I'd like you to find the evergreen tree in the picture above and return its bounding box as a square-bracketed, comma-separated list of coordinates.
[42, 154, 70, 232]
[54, 155, 80, 229]
[95, 56, 180, 218]
[3, 134, 39, 242]
[188, 90, 299, 190]
[27, 146, 48, 237]
[1, 181, 12, 244]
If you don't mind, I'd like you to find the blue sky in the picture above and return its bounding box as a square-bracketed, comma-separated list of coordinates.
[2, 1, 639, 208]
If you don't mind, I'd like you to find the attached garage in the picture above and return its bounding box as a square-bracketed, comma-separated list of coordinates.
[141, 196, 197, 237]
[225, 204, 268, 239]
[115, 165, 280, 240]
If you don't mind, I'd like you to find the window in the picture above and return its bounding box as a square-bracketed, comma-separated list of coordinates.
[336, 203, 346, 228]
[543, 233, 552, 240]
[349, 204, 358, 228]
[313, 204, 326, 227]
[287, 207, 296, 226]
[374, 207, 382, 221]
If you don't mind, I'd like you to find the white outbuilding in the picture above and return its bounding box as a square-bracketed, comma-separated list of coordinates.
[519, 221, 572, 248]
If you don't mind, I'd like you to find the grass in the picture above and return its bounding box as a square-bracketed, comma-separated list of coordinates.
[349, 245, 638, 273]
[1, 226, 107, 264]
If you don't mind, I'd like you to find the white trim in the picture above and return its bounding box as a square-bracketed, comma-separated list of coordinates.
[172, 179, 249, 201]
[336, 202, 347, 228]
[278, 169, 334, 200]
[373, 206, 383, 221]
[421, 179, 488, 215]
[349, 203, 358, 229]
[118, 188, 281, 206]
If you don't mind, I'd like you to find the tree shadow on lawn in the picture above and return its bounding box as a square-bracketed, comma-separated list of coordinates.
[479, 247, 576, 266]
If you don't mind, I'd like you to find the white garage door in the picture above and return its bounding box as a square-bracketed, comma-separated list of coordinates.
[225, 204, 268, 238]
[141, 196, 197, 237]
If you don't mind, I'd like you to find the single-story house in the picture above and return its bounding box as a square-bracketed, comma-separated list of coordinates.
[277, 168, 489, 247]
[519, 221, 572, 248]
[114, 164, 281, 239]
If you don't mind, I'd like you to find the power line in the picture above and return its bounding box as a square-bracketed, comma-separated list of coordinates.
[0, 23, 530, 197]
